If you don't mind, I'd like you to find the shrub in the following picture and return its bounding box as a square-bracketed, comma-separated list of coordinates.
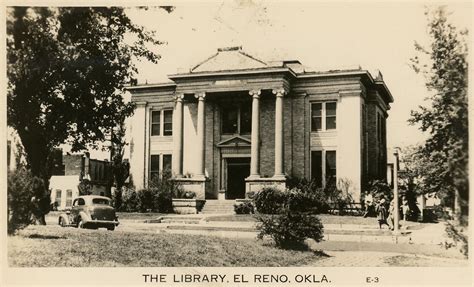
[121, 190, 139, 212]
[234, 201, 254, 214]
[137, 189, 154, 212]
[253, 187, 286, 214]
[365, 180, 392, 202]
[286, 176, 330, 214]
[7, 168, 35, 234]
[256, 208, 324, 249]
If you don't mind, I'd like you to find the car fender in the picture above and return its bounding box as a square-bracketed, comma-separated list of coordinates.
[78, 211, 92, 223]
[58, 214, 70, 225]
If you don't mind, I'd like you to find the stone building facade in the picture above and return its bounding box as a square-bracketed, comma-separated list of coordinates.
[128, 47, 393, 203]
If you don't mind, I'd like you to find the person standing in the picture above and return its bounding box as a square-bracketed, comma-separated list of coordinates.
[376, 198, 390, 229]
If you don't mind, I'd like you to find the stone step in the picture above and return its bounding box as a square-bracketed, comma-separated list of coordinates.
[200, 200, 237, 214]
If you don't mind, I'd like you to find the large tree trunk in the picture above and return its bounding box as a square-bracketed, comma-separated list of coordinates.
[18, 130, 52, 225]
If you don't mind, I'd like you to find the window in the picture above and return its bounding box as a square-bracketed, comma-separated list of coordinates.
[311, 150, 336, 187]
[311, 151, 323, 187]
[151, 111, 161, 136]
[151, 110, 173, 136]
[163, 155, 172, 172]
[92, 198, 111, 205]
[326, 151, 337, 186]
[221, 102, 252, 134]
[163, 110, 173, 136]
[326, 102, 337, 130]
[150, 154, 172, 180]
[311, 103, 322, 131]
[66, 189, 73, 207]
[222, 106, 238, 134]
[150, 155, 160, 181]
[55, 189, 62, 206]
[240, 102, 252, 134]
[311, 102, 337, 131]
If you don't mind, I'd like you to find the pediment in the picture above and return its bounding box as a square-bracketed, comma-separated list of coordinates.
[191, 47, 267, 73]
[216, 136, 251, 148]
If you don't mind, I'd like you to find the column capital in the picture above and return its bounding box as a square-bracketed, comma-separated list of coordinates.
[174, 94, 184, 102]
[272, 88, 287, 97]
[195, 92, 206, 100]
[249, 89, 261, 98]
[135, 101, 148, 107]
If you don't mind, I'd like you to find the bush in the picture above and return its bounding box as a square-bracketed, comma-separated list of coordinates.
[8, 168, 35, 234]
[253, 187, 286, 214]
[234, 201, 254, 214]
[365, 180, 392, 202]
[256, 208, 324, 249]
[121, 190, 139, 212]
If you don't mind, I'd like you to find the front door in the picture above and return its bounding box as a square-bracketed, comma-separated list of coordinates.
[226, 158, 250, 199]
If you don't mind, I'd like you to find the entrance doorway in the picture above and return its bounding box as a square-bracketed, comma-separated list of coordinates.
[226, 157, 250, 199]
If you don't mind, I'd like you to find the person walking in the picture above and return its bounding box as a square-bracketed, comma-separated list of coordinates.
[376, 198, 390, 229]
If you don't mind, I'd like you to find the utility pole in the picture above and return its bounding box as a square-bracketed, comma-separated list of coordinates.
[393, 148, 400, 234]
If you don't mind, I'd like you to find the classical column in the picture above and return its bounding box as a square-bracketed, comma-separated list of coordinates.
[130, 101, 147, 190]
[172, 94, 184, 177]
[249, 89, 261, 178]
[273, 88, 286, 179]
[195, 92, 206, 178]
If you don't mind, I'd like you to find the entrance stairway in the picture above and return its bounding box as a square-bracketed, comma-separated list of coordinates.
[200, 200, 236, 214]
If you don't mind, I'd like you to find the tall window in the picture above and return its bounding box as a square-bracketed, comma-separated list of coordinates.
[55, 190, 62, 206]
[151, 110, 173, 136]
[311, 150, 337, 187]
[163, 110, 173, 136]
[311, 103, 322, 131]
[326, 103, 337, 130]
[311, 102, 337, 131]
[150, 154, 172, 180]
[311, 151, 323, 186]
[221, 102, 252, 134]
[151, 111, 161, 136]
[326, 151, 337, 186]
[66, 189, 73, 207]
[150, 155, 160, 180]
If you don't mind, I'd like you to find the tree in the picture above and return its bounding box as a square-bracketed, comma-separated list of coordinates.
[409, 7, 468, 218]
[7, 7, 167, 224]
[110, 116, 130, 210]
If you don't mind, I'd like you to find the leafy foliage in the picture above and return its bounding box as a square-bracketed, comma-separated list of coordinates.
[409, 7, 468, 216]
[7, 168, 51, 234]
[253, 187, 287, 214]
[6, 6, 163, 204]
[234, 201, 254, 214]
[365, 180, 392, 202]
[256, 210, 324, 250]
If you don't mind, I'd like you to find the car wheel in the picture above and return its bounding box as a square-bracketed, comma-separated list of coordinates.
[107, 226, 115, 231]
[59, 217, 66, 227]
[78, 219, 85, 229]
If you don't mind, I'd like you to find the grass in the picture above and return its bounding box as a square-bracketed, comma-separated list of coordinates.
[8, 225, 324, 267]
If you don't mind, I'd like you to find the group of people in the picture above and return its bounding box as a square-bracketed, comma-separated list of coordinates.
[363, 192, 409, 230]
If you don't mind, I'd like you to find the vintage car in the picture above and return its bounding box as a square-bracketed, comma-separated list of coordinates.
[58, 195, 119, 230]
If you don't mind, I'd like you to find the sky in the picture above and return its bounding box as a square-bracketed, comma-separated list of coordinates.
[124, 0, 472, 152]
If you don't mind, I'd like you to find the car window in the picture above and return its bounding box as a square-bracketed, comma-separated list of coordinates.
[92, 198, 110, 205]
[78, 198, 85, 206]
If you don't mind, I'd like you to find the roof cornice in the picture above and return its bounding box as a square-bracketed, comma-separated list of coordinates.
[168, 67, 296, 80]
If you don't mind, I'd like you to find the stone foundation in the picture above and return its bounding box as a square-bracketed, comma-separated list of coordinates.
[245, 177, 286, 197]
[173, 178, 209, 200]
[172, 199, 205, 214]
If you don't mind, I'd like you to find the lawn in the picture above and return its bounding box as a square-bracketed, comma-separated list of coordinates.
[8, 225, 324, 267]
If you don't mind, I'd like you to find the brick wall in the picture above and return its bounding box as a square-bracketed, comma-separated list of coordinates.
[64, 155, 83, 176]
